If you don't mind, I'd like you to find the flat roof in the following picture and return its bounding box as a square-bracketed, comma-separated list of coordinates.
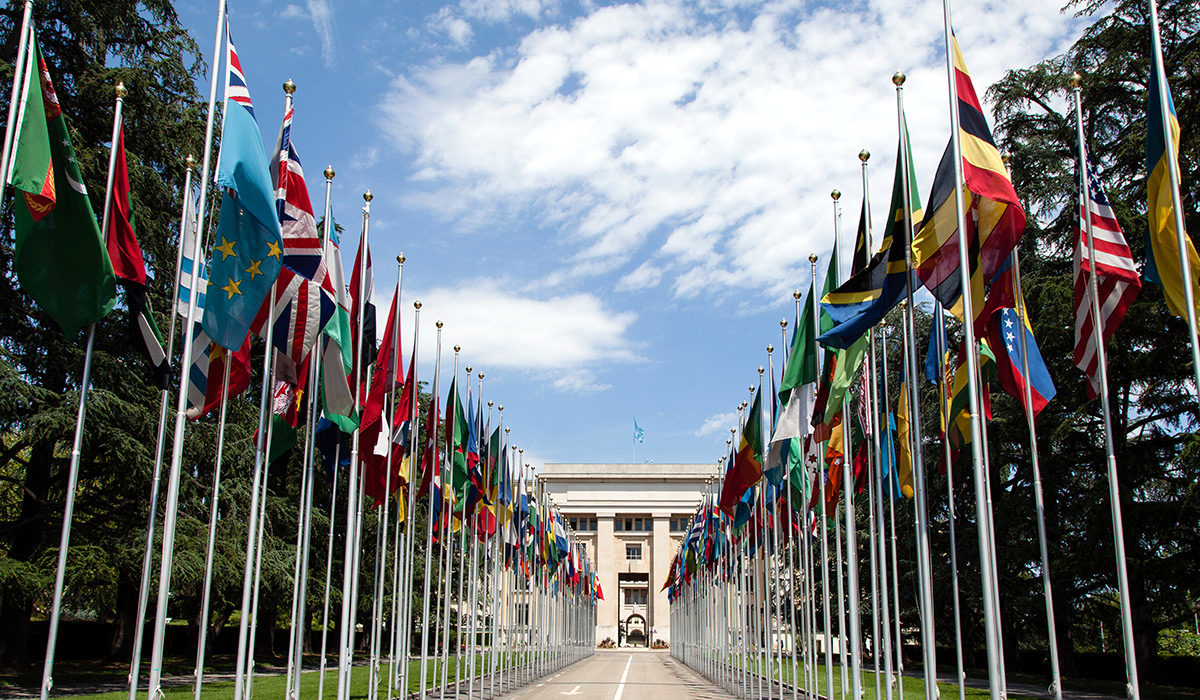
[542, 463, 716, 479]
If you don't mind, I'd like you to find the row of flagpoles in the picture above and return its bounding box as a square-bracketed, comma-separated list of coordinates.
[2, 1, 602, 699]
[667, 1, 1197, 699]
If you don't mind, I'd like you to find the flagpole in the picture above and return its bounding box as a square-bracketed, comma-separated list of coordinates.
[316, 163, 340, 700]
[1071, 73, 1141, 700]
[808, 255, 836, 700]
[939, 5, 1005, 698]
[399, 301, 423, 697]
[0, 0, 34, 208]
[874, 319, 895, 700]
[337, 190, 374, 700]
[192, 357, 233, 700]
[829, 190, 850, 700]
[419, 325, 444, 700]
[842, 161, 864, 700]
[893, 71, 940, 700]
[39, 81, 125, 700]
[244, 382, 281, 700]
[127, 153, 195, 700]
[1148, 0, 1200, 402]
[147, 0, 226, 692]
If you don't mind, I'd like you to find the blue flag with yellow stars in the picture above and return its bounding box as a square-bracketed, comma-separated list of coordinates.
[202, 28, 283, 350]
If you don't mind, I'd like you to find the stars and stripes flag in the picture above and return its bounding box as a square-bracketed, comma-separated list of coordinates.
[1074, 152, 1141, 399]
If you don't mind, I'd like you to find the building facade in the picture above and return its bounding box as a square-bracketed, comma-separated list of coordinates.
[540, 463, 713, 647]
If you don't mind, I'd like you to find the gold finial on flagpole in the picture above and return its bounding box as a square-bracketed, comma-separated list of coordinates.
[283, 78, 296, 94]
[859, 149, 870, 162]
[478, 372, 484, 379]
[324, 165, 335, 180]
[186, 154, 196, 169]
[115, 81, 127, 98]
[1068, 72, 1082, 88]
[1002, 152, 1013, 166]
[466, 365, 472, 374]
[397, 254, 404, 264]
[767, 345, 774, 354]
[893, 71, 906, 86]
[364, 190, 373, 202]
[809, 254, 818, 263]
[499, 405, 504, 412]
[757, 367, 764, 376]
[436, 320, 443, 329]
[488, 401, 493, 408]
[414, 300, 422, 309]
[831, 189, 841, 201]
[781, 318, 788, 329]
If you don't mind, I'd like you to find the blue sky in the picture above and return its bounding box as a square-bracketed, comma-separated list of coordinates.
[172, 0, 1085, 472]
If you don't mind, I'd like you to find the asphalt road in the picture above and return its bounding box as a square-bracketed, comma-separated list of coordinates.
[498, 649, 733, 700]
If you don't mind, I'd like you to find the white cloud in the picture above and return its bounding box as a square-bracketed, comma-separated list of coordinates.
[406, 279, 639, 392]
[280, 4, 306, 20]
[431, 8, 475, 48]
[696, 411, 737, 437]
[306, 0, 337, 67]
[378, 0, 1083, 301]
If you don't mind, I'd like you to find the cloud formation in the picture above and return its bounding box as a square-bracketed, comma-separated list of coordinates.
[378, 0, 1080, 302]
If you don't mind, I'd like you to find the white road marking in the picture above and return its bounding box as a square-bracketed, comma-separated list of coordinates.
[562, 685, 583, 695]
[611, 655, 634, 700]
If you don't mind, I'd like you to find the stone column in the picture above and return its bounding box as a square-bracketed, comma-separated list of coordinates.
[596, 514, 617, 644]
[651, 514, 671, 644]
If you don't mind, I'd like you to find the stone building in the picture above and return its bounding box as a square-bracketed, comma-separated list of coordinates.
[539, 463, 714, 646]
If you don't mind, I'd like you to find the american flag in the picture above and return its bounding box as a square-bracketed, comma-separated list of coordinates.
[1073, 152, 1141, 398]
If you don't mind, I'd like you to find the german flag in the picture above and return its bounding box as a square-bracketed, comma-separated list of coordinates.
[913, 35, 1025, 329]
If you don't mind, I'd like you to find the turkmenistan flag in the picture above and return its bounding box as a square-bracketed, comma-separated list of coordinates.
[9, 30, 115, 335]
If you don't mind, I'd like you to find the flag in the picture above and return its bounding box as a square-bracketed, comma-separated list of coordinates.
[768, 278, 819, 475]
[823, 411, 846, 515]
[719, 388, 764, 516]
[988, 302, 1056, 418]
[894, 369, 914, 498]
[1144, 58, 1200, 320]
[634, 419, 645, 444]
[249, 267, 335, 366]
[9, 30, 115, 335]
[819, 132, 923, 349]
[176, 187, 205, 318]
[348, 231, 376, 386]
[319, 210, 356, 431]
[271, 106, 327, 283]
[1074, 154, 1141, 398]
[812, 240, 868, 441]
[202, 25, 283, 350]
[946, 339, 996, 460]
[105, 125, 170, 388]
[186, 327, 252, 420]
[912, 36, 1026, 330]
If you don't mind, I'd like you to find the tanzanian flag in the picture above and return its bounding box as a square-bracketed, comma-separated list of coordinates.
[819, 131, 923, 349]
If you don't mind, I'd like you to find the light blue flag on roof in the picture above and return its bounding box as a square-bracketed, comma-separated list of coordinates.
[634, 419, 645, 443]
[201, 25, 283, 350]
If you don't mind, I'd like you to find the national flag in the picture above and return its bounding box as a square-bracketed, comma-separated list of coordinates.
[987, 301, 1057, 418]
[248, 266, 335, 366]
[822, 411, 845, 515]
[202, 24, 283, 350]
[271, 106, 327, 283]
[634, 419, 645, 443]
[770, 278, 821, 474]
[819, 131, 923, 349]
[348, 231, 376, 386]
[812, 240, 868, 442]
[912, 36, 1025, 329]
[105, 125, 169, 387]
[186, 326, 252, 420]
[946, 339, 996, 461]
[8, 29, 115, 335]
[359, 285, 402, 507]
[319, 211, 356, 431]
[894, 368, 914, 498]
[719, 388, 764, 516]
[176, 187, 206, 318]
[1144, 57, 1200, 320]
[1075, 152, 1141, 398]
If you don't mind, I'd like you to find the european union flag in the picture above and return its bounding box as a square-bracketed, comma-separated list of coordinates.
[201, 28, 283, 350]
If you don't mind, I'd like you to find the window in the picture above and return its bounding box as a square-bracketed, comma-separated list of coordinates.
[626, 543, 642, 560]
[670, 517, 689, 533]
[566, 517, 596, 532]
[616, 517, 646, 532]
[624, 588, 647, 605]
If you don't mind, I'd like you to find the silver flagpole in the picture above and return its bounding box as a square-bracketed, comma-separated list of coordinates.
[233, 284, 280, 700]
[930, 300, 967, 700]
[780, 313, 800, 700]
[192, 357, 233, 700]
[842, 164, 863, 700]
[1072, 71, 1142, 700]
[440, 350, 463, 698]
[245, 372, 283, 700]
[0, 0, 35, 207]
[317, 447, 341, 700]
[418, 323, 444, 700]
[398, 301, 423, 698]
[1148, 0, 1200, 402]
[875, 321, 895, 700]
[807, 254, 836, 700]
[128, 154, 195, 700]
[939, 3, 1005, 696]
[40, 80, 125, 700]
[147, 0, 226, 692]
[336, 190, 374, 700]
[315, 163, 339, 700]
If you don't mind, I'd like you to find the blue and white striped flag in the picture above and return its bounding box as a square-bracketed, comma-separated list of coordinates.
[176, 187, 206, 318]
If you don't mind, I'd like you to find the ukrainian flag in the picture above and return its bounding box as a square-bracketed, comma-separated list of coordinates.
[1145, 64, 1200, 320]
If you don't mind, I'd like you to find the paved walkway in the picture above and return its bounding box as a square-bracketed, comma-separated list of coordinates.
[498, 650, 734, 700]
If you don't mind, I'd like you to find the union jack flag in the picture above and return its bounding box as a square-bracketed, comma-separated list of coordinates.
[273, 107, 329, 286]
[225, 23, 254, 118]
[250, 267, 335, 366]
[1073, 151, 1141, 399]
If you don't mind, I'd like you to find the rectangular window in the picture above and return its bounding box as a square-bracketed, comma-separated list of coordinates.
[588, 518, 597, 531]
[624, 589, 647, 605]
[634, 518, 644, 531]
[626, 543, 642, 560]
[569, 518, 577, 530]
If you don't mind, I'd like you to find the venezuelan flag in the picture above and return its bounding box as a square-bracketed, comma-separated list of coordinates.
[1144, 64, 1200, 320]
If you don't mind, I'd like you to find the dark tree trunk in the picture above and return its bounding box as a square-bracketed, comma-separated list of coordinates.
[105, 573, 140, 661]
[0, 437, 59, 669]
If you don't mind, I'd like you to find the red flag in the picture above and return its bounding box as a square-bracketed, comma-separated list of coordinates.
[105, 126, 145, 286]
[191, 333, 252, 419]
